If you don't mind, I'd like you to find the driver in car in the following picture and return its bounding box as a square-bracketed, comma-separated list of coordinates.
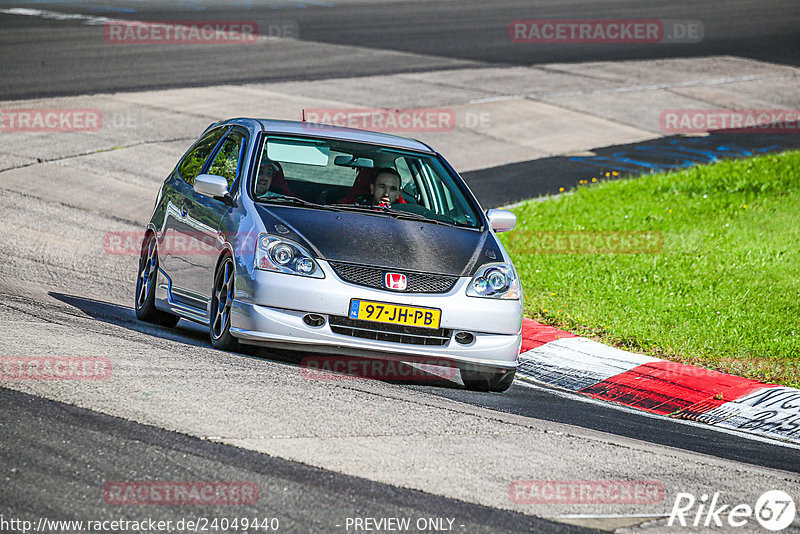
[357, 168, 402, 207]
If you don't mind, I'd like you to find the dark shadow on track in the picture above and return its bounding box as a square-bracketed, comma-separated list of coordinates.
[47, 292, 460, 388]
[49, 291, 213, 348]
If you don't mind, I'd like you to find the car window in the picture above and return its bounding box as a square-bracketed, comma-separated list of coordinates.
[405, 157, 477, 226]
[394, 157, 420, 201]
[253, 136, 480, 228]
[177, 127, 226, 186]
[279, 149, 358, 186]
[207, 131, 245, 187]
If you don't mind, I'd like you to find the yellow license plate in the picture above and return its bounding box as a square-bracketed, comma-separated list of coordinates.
[348, 299, 441, 329]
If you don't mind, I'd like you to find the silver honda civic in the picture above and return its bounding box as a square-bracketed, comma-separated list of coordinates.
[135, 118, 522, 391]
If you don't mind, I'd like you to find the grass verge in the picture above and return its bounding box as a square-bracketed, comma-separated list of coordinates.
[501, 150, 800, 388]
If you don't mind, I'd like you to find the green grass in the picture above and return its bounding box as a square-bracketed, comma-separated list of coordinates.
[502, 150, 800, 388]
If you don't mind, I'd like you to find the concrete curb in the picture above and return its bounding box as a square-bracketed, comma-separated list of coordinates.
[518, 318, 800, 444]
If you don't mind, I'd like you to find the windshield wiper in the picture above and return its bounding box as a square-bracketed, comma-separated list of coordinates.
[388, 209, 446, 226]
[257, 195, 345, 212]
[334, 203, 394, 214]
[336, 204, 448, 226]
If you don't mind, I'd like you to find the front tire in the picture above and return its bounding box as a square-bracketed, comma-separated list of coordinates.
[135, 234, 180, 327]
[209, 255, 239, 351]
[460, 367, 516, 392]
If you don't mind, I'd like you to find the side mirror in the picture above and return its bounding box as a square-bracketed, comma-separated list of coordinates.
[194, 174, 230, 200]
[486, 209, 516, 233]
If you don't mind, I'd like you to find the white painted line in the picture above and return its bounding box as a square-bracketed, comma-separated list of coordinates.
[0, 7, 298, 42]
[518, 336, 661, 391]
[556, 513, 671, 519]
[0, 8, 113, 25]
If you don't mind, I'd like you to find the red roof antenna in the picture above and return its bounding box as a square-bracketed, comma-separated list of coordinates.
[301, 109, 306, 122]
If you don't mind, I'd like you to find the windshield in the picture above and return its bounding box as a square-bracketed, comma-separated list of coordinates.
[251, 136, 480, 228]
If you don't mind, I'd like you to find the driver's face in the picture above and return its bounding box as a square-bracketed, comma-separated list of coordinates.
[255, 164, 275, 196]
[370, 173, 401, 205]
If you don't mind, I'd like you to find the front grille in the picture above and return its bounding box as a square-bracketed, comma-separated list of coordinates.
[328, 315, 451, 346]
[329, 262, 457, 293]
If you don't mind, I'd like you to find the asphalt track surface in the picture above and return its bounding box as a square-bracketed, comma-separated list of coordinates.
[22, 291, 800, 476]
[0, 288, 797, 532]
[0, 0, 798, 99]
[0, 387, 586, 533]
[2, 1, 800, 532]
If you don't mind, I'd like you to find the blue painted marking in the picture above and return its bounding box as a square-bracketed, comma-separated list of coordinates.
[349, 300, 360, 319]
[570, 138, 790, 175]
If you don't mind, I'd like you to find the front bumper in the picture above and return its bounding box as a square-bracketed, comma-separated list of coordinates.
[229, 260, 522, 369]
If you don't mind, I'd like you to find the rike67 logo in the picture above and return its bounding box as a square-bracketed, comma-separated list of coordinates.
[669, 490, 796, 531]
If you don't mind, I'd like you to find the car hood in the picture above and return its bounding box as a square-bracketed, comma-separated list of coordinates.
[254, 204, 501, 277]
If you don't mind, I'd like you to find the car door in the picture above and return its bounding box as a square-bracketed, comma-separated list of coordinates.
[178, 128, 248, 302]
[159, 126, 228, 309]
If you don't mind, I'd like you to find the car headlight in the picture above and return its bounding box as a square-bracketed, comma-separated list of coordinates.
[254, 234, 324, 278]
[466, 263, 520, 299]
